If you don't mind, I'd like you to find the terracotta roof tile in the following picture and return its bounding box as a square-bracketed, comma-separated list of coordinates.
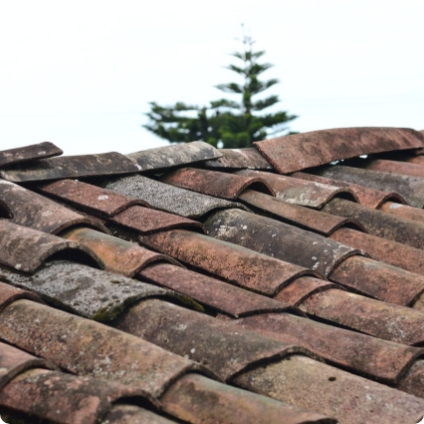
[204, 147, 273, 170]
[0, 220, 102, 273]
[293, 171, 406, 208]
[127, 141, 222, 171]
[254, 127, 424, 174]
[365, 158, 424, 178]
[0, 152, 139, 182]
[0, 142, 62, 167]
[318, 164, 424, 207]
[0, 179, 106, 234]
[141, 229, 318, 296]
[239, 190, 362, 235]
[323, 198, 424, 249]
[237, 169, 358, 208]
[161, 167, 275, 199]
[40, 178, 150, 217]
[204, 209, 361, 277]
[101, 174, 249, 218]
[63, 227, 180, 277]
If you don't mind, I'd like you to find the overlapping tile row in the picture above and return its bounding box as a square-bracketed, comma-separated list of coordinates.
[0, 142, 63, 167]
[3, 131, 424, 423]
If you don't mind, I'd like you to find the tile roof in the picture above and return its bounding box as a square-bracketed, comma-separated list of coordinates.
[2, 127, 424, 423]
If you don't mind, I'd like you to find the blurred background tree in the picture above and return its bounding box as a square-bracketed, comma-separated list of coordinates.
[144, 34, 297, 148]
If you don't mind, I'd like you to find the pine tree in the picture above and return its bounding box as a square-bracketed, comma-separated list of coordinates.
[143, 35, 297, 148]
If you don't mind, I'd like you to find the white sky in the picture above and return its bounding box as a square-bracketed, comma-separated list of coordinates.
[0, 0, 423, 155]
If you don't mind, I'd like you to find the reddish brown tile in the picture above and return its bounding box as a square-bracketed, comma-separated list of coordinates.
[204, 147, 272, 170]
[161, 167, 275, 200]
[293, 171, 406, 208]
[40, 179, 149, 218]
[239, 190, 361, 235]
[63, 227, 180, 277]
[379, 201, 424, 225]
[237, 169, 357, 208]
[140, 263, 291, 318]
[330, 227, 424, 275]
[365, 158, 424, 178]
[103, 404, 177, 424]
[204, 209, 361, 277]
[0, 179, 106, 234]
[0, 142, 62, 167]
[254, 127, 423, 174]
[112, 205, 204, 234]
[141, 229, 317, 296]
[0, 152, 139, 182]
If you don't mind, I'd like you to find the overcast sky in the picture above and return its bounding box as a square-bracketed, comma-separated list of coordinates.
[1, 0, 423, 155]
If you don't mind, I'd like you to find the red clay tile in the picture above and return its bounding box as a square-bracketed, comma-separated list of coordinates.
[204, 209, 361, 277]
[0, 281, 42, 312]
[0, 179, 106, 234]
[141, 229, 317, 296]
[379, 201, 424, 224]
[318, 164, 424, 208]
[330, 227, 424, 275]
[404, 154, 424, 166]
[300, 288, 424, 345]
[365, 158, 424, 178]
[0, 299, 210, 398]
[0, 220, 102, 273]
[139, 263, 291, 318]
[329, 255, 424, 306]
[0, 342, 48, 391]
[204, 147, 273, 170]
[397, 360, 424, 400]
[0, 152, 139, 182]
[0, 368, 154, 424]
[127, 141, 222, 171]
[254, 127, 424, 174]
[161, 373, 334, 424]
[116, 299, 317, 381]
[237, 169, 357, 208]
[112, 205, 204, 234]
[323, 198, 424, 249]
[0, 260, 180, 321]
[161, 167, 275, 200]
[230, 311, 422, 385]
[274, 277, 337, 306]
[239, 190, 361, 235]
[233, 354, 424, 424]
[293, 171, 406, 208]
[103, 404, 177, 424]
[0, 142, 62, 167]
[63, 227, 180, 277]
[40, 179, 149, 218]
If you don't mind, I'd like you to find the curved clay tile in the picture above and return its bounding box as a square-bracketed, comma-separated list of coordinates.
[140, 229, 318, 296]
[237, 169, 357, 208]
[323, 198, 424, 249]
[161, 167, 275, 200]
[0, 220, 102, 273]
[63, 227, 181, 277]
[139, 263, 292, 318]
[0, 300, 210, 398]
[239, 190, 362, 235]
[0, 142, 62, 168]
[204, 147, 272, 170]
[330, 227, 424, 276]
[318, 165, 424, 208]
[293, 171, 406, 209]
[0, 368, 155, 424]
[254, 127, 424, 174]
[0, 260, 185, 321]
[0, 180, 106, 234]
[0, 152, 139, 182]
[101, 174, 249, 219]
[127, 141, 222, 171]
[40, 178, 150, 217]
[204, 209, 361, 277]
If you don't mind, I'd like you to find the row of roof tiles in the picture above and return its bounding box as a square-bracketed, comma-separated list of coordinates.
[1, 127, 424, 423]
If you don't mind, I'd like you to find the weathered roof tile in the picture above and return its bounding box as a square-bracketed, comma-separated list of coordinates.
[0, 142, 62, 168]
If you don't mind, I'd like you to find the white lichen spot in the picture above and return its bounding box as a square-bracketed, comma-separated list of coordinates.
[272, 234, 277, 238]
[311, 256, 317, 261]
[190, 348, 195, 354]
[389, 203, 402, 210]
[312, 262, 320, 270]
[242, 225, 247, 230]
[97, 195, 109, 201]
[15, 264, 22, 270]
